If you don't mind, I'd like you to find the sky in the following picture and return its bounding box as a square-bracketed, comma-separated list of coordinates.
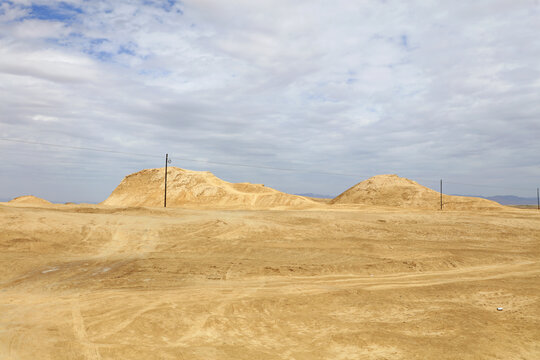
[1, 0, 540, 203]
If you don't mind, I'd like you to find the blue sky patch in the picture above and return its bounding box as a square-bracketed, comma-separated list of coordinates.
[401, 35, 408, 48]
[142, 0, 181, 13]
[84, 49, 113, 62]
[138, 68, 172, 78]
[28, 2, 83, 22]
[118, 45, 136, 56]
[90, 38, 108, 45]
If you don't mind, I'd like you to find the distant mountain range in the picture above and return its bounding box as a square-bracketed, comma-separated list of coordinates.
[296, 193, 538, 205]
[296, 193, 335, 199]
[462, 195, 538, 206]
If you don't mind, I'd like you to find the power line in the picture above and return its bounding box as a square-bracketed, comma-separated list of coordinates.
[0, 137, 362, 177]
[443, 180, 530, 192]
[415, 176, 533, 192]
[0, 138, 161, 159]
[1, 137, 536, 193]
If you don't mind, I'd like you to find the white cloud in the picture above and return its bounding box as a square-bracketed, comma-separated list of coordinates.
[31, 115, 59, 122]
[1, 0, 540, 202]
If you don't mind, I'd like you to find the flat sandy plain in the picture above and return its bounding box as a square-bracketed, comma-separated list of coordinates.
[1, 202, 539, 359]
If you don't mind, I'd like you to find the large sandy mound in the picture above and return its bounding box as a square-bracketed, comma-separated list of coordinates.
[8, 195, 52, 205]
[331, 174, 502, 210]
[102, 167, 319, 209]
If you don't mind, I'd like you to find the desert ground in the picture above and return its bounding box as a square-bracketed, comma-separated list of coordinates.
[1, 170, 539, 359]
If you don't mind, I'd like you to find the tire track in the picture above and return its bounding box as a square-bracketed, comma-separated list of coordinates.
[71, 295, 102, 360]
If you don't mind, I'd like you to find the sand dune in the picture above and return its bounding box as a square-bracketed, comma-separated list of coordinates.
[7, 195, 52, 205]
[102, 167, 320, 209]
[331, 174, 502, 210]
[102, 169, 502, 211]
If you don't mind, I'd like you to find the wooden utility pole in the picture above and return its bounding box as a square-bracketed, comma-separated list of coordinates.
[537, 187, 539, 210]
[164, 153, 169, 208]
[440, 179, 443, 210]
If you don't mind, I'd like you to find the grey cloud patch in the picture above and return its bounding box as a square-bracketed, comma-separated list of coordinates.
[0, 61, 93, 83]
[1, 1, 540, 202]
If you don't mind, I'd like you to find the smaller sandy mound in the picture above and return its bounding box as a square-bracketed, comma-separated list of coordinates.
[331, 174, 502, 210]
[8, 195, 52, 205]
[102, 167, 319, 209]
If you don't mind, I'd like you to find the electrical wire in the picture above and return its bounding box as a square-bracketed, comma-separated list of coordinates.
[0, 138, 362, 177]
[0, 138, 162, 159]
[1, 137, 536, 192]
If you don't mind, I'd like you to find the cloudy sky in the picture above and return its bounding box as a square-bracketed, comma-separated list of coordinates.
[1, 0, 539, 202]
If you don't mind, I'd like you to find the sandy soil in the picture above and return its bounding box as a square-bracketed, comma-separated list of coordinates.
[331, 174, 501, 211]
[102, 167, 318, 209]
[1, 202, 539, 359]
[8, 195, 52, 205]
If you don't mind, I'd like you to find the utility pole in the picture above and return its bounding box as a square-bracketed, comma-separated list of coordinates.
[164, 154, 169, 208]
[537, 187, 539, 211]
[440, 179, 443, 211]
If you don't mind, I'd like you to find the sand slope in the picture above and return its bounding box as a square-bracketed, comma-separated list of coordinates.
[102, 167, 319, 209]
[7, 195, 52, 205]
[331, 174, 502, 210]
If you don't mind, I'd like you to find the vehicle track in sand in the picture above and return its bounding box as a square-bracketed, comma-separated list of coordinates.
[91, 260, 537, 299]
[71, 294, 102, 360]
[2, 204, 539, 359]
